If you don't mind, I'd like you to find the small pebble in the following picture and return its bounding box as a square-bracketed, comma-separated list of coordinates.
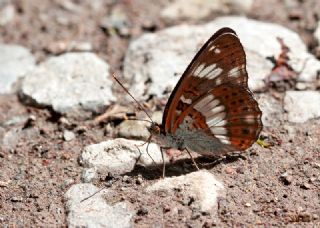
[225, 167, 235, 174]
[309, 177, 316, 183]
[299, 213, 312, 222]
[203, 221, 216, 228]
[178, 209, 184, 215]
[11, 196, 23, 202]
[122, 175, 130, 183]
[236, 167, 245, 174]
[136, 176, 143, 185]
[0, 180, 9, 187]
[75, 126, 87, 134]
[200, 211, 209, 216]
[280, 172, 293, 185]
[245, 203, 251, 207]
[69, 41, 92, 52]
[58, 117, 72, 127]
[61, 179, 74, 189]
[313, 162, 320, 169]
[163, 205, 170, 213]
[301, 183, 311, 189]
[191, 212, 201, 220]
[137, 207, 148, 216]
[63, 130, 75, 141]
[288, 9, 302, 20]
[295, 82, 307, 90]
[23, 115, 36, 128]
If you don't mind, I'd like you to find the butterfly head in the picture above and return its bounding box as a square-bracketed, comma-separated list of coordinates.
[148, 122, 162, 136]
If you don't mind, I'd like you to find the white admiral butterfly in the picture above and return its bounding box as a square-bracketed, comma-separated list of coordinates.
[115, 27, 262, 175]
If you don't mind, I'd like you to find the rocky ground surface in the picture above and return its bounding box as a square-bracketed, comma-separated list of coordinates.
[0, 0, 320, 227]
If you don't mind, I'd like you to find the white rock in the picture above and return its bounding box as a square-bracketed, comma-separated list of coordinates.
[314, 20, 320, 44]
[0, 44, 35, 94]
[65, 183, 133, 228]
[80, 138, 169, 176]
[124, 16, 320, 99]
[256, 94, 283, 127]
[161, 0, 252, 21]
[146, 170, 224, 212]
[21, 53, 115, 115]
[284, 91, 320, 123]
[117, 120, 150, 140]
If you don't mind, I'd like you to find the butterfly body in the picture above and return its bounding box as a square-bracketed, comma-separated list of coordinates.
[149, 27, 262, 157]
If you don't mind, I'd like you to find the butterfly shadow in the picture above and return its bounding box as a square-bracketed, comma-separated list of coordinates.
[125, 153, 245, 181]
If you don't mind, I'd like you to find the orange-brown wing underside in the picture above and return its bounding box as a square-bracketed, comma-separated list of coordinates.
[162, 27, 262, 152]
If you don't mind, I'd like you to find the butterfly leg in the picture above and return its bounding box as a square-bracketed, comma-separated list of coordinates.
[160, 147, 170, 178]
[135, 135, 158, 166]
[145, 136, 157, 165]
[185, 148, 200, 171]
[136, 143, 168, 175]
[136, 135, 152, 147]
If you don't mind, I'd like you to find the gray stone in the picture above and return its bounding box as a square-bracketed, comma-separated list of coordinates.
[80, 138, 169, 176]
[20, 53, 115, 115]
[161, 0, 253, 21]
[0, 44, 35, 93]
[2, 128, 38, 150]
[146, 170, 224, 212]
[117, 120, 150, 140]
[65, 183, 133, 228]
[1, 115, 29, 127]
[81, 167, 98, 183]
[284, 91, 320, 123]
[256, 94, 284, 127]
[124, 16, 320, 99]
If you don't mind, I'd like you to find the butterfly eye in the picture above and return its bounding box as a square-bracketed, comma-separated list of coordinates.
[155, 126, 161, 134]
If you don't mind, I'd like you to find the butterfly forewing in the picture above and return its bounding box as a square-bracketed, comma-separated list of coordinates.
[162, 27, 262, 155]
[163, 28, 247, 132]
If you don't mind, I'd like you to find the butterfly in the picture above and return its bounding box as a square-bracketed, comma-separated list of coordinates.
[114, 27, 262, 175]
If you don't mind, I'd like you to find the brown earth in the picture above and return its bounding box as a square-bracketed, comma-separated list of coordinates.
[0, 0, 319, 227]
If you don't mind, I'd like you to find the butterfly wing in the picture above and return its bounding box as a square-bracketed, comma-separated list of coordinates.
[162, 27, 262, 155]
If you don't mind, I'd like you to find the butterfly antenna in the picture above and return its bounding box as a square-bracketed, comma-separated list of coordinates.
[112, 74, 154, 123]
[80, 186, 107, 203]
[128, 118, 153, 124]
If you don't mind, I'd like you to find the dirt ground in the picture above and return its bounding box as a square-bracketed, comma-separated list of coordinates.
[0, 0, 320, 227]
